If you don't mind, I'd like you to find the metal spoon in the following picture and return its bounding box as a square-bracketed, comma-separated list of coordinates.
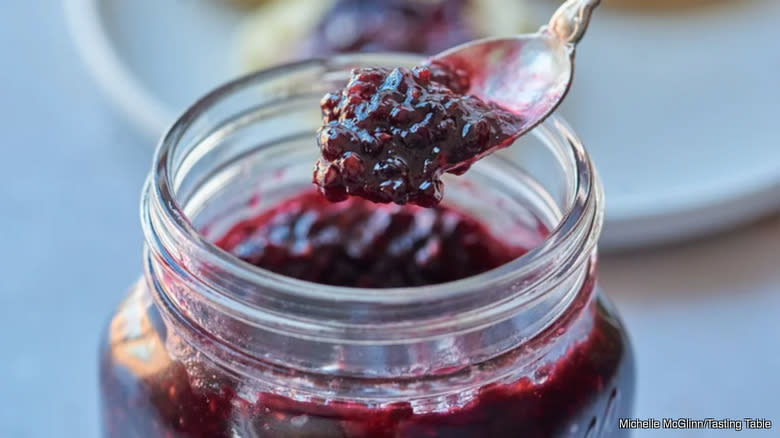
[431, 0, 601, 133]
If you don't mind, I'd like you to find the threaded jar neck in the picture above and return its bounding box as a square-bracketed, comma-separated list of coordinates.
[139, 55, 604, 386]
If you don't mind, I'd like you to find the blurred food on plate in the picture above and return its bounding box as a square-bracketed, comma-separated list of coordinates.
[218, 0, 269, 8]
[236, 0, 539, 72]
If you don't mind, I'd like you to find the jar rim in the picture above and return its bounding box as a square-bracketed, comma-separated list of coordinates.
[147, 54, 602, 309]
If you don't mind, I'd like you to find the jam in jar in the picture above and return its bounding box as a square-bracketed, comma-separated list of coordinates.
[99, 55, 635, 437]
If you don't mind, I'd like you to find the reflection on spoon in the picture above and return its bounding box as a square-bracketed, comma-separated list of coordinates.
[431, 0, 601, 135]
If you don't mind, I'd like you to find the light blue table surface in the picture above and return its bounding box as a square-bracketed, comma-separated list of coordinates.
[1, 3, 778, 437]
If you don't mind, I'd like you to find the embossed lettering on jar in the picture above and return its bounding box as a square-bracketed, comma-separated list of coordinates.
[99, 55, 636, 438]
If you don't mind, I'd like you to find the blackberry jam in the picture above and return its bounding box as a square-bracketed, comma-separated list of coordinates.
[214, 191, 528, 288]
[99, 56, 635, 437]
[313, 63, 522, 206]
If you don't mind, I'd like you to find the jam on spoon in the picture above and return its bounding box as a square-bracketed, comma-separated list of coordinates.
[313, 0, 602, 206]
[313, 62, 523, 207]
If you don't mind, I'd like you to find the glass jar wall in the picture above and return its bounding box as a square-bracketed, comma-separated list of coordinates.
[99, 55, 635, 438]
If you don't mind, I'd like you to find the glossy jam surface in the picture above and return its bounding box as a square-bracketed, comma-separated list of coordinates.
[301, 0, 474, 56]
[215, 191, 525, 287]
[100, 191, 635, 438]
[314, 64, 522, 206]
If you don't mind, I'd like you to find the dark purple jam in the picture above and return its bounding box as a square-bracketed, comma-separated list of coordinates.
[100, 190, 635, 438]
[300, 0, 474, 56]
[215, 191, 525, 287]
[313, 64, 522, 206]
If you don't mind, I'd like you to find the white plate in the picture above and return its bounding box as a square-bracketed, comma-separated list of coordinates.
[65, 0, 241, 137]
[552, 0, 780, 249]
[65, 0, 780, 250]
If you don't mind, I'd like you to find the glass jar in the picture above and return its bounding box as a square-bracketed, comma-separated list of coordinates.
[99, 54, 635, 438]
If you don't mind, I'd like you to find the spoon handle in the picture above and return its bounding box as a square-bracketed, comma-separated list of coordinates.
[548, 0, 601, 44]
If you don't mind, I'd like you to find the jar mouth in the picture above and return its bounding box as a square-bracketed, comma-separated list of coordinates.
[147, 54, 602, 308]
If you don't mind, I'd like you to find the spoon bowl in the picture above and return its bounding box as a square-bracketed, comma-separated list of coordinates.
[432, 35, 574, 132]
[430, 0, 600, 134]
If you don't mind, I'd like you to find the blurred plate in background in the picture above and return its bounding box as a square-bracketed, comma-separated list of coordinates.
[65, 0, 780, 250]
[65, 0, 240, 137]
[549, 0, 780, 249]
